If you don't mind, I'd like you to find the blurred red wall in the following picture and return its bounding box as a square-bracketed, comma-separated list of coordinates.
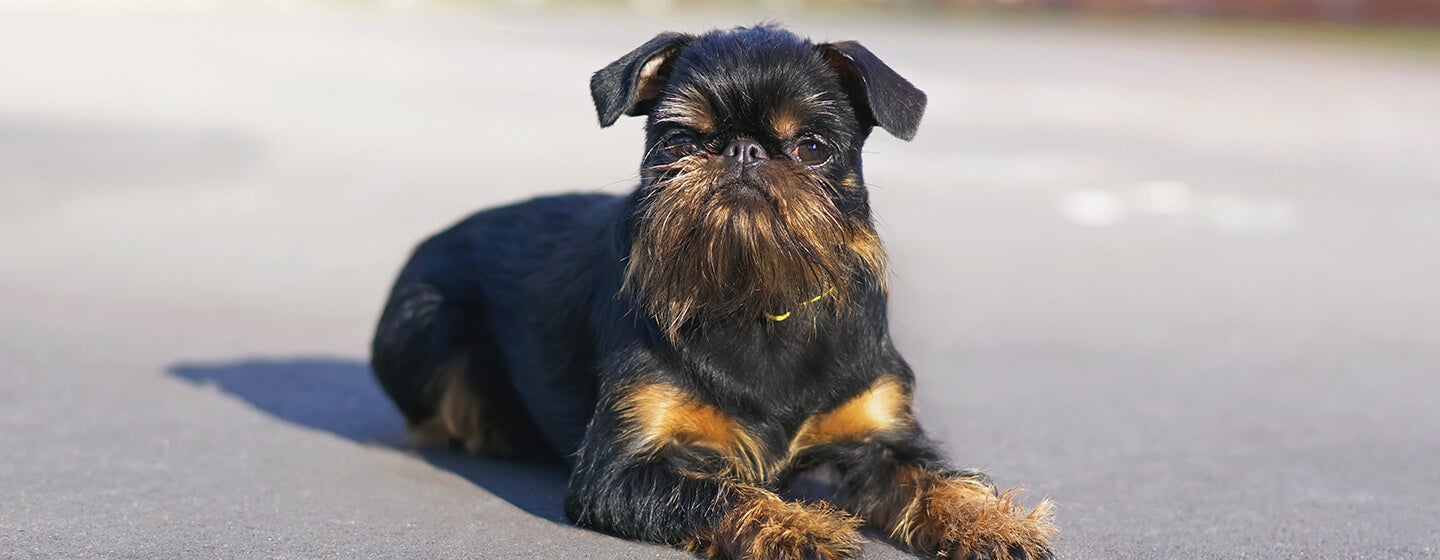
[939, 0, 1440, 23]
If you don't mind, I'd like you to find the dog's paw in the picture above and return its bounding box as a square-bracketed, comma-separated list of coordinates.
[698, 490, 864, 560]
[894, 477, 1055, 560]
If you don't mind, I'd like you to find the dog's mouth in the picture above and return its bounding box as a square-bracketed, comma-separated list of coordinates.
[713, 178, 777, 210]
[648, 158, 805, 214]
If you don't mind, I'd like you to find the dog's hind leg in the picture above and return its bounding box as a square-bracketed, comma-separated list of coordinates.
[371, 280, 542, 458]
[406, 350, 513, 456]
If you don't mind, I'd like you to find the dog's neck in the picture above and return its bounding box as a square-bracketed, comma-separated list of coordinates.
[762, 289, 834, 322]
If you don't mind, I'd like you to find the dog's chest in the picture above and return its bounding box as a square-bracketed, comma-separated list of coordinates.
[619, 370, 910, 485]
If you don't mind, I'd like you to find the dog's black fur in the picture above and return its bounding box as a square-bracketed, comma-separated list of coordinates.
[372, 25, 1054, 560]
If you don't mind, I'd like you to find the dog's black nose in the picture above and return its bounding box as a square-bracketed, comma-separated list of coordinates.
[723, 139, 768, 167]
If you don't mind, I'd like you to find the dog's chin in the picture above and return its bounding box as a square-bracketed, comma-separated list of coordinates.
[626, 160, 886, 340]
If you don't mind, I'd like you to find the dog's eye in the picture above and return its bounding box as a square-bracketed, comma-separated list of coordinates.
[664, 135, 699, 159]
[790, 139, 831, 166]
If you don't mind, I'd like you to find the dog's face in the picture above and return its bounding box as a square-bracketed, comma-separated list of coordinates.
[591, 26, 926, 338]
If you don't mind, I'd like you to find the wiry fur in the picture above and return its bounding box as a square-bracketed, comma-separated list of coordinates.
[615, 381, 771, 481]
[369, 25, 1055, 560]
[690, 487, 865, 560]
[888, 467, 1057, 559]
[626, 155, 882, 340]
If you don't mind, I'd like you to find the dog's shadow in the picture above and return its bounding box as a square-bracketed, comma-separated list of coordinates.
[167, 358, 570, 523]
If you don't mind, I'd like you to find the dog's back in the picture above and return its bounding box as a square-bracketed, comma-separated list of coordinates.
[371, 192, 622, 459]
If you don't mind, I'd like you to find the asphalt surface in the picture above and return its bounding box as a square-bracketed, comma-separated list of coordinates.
[2, 6, 1439, 560]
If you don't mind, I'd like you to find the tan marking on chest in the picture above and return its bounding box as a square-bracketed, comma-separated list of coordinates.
[792, 377, 912, 451]
[617, 382, 768, 481]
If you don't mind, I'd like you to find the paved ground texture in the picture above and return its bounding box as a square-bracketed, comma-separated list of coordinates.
[3, 5, 1439, 560]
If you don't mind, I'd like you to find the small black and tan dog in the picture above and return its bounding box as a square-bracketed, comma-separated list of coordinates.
[372, 25, 1054, 560]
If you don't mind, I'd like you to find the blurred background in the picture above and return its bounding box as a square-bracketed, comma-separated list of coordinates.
[2, 1, 1437, 559]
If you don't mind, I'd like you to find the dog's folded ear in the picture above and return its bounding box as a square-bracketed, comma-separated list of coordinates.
[819, 41, 927, 141]
[591, 32, 695, 128]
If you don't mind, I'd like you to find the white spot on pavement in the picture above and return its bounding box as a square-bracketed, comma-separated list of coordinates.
[1057, 180, 1300, 233]
[1131, 180, 1195, 217]
[1059, 189, 1125, 227]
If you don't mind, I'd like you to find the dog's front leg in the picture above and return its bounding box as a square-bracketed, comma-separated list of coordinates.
[788, 376, 1055, 560]
[806, 430, 1056, 560]
[565, 381, 864, 560]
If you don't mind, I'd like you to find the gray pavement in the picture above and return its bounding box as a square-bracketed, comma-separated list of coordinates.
[2, 6, 1439, 559]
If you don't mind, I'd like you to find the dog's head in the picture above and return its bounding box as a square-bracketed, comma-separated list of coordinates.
[591, 25, 926, 338]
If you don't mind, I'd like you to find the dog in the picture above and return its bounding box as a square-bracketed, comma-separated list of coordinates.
[371, 25, 1055, 560]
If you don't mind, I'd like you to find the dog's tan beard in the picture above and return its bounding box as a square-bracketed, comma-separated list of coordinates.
[625, 157, 886, 341]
